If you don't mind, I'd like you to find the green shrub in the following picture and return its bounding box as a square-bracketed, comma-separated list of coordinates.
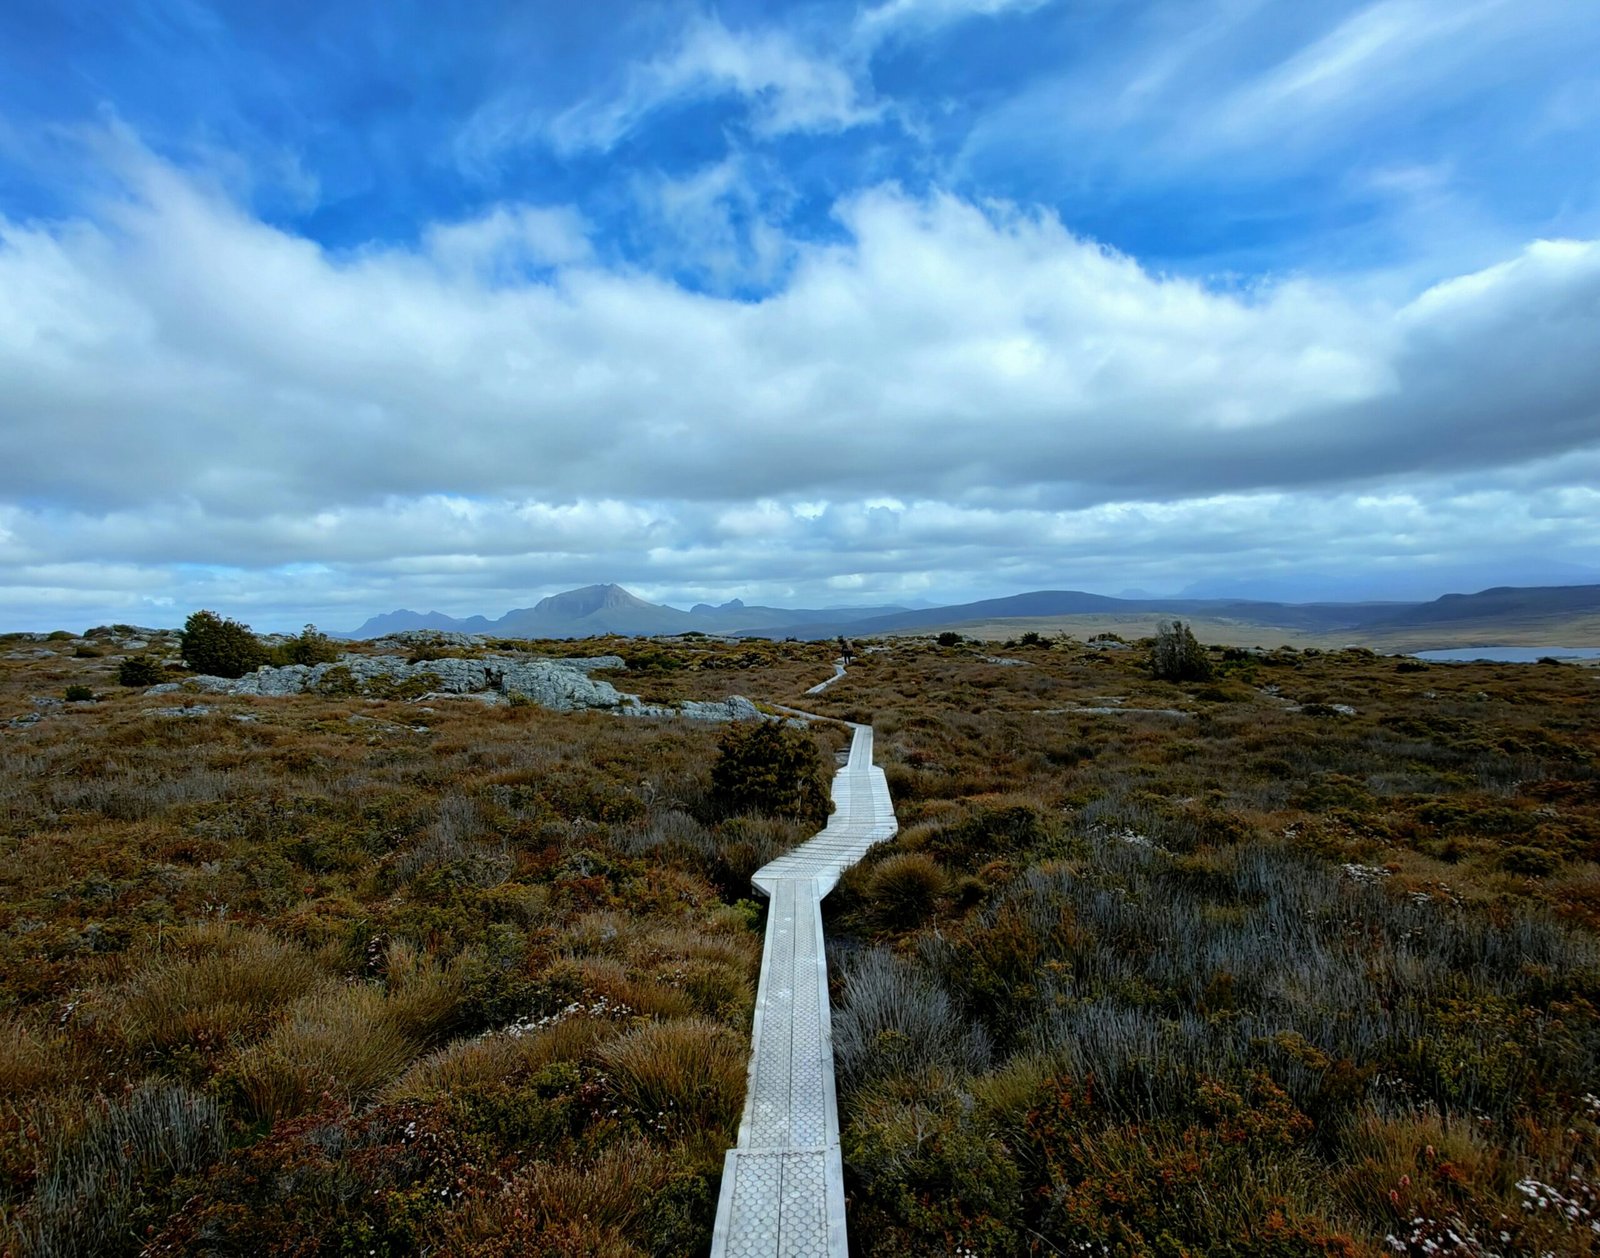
[936, 632, 963, 647]
[62, 685, 94, 702]
[276, 624, 341, 666]
[118, 655, 165, 687]
[1150, 619, 1214, 682]
[180, 609, 268, 679]
[865, 851, 947, 930]
[709, 720, 830, 826]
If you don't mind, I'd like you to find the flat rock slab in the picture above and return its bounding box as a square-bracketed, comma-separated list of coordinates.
[712, 719, 898, 1257]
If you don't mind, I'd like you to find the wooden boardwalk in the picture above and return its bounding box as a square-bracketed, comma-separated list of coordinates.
[710, 717, 898, 1257]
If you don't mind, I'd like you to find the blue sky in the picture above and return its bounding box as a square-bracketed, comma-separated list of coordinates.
[2, 0, 1598, 629]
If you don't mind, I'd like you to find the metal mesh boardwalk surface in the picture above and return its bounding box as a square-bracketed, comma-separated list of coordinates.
[710, 719, 898, 1257]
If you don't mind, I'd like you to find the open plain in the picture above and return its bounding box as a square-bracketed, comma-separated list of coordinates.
[2, 625, 1598, 1254]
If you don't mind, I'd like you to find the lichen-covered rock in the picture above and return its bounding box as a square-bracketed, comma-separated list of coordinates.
[153, 652, 758, 722]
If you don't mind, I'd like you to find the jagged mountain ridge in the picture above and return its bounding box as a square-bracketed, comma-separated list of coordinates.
[343, 583, 1600, 644]
[342, 585, 911, 639]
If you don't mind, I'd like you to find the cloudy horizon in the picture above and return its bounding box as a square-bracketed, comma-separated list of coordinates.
[3, 0, 1599, 633]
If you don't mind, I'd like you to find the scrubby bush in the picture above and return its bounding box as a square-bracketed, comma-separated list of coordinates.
[276, 623, 341, 666]
[935, 631, 964, 647]
[10, 1083, 223, 1257]
[1150, 619, 1213, 681]
[62, 685, 94, 702]
[834, 949, 992, 1090]
[117, 655, 165, 686]
[709, 720, 830, 825]
[180, 609, 267, 679]
[864, 851, 947, 930]
[596, 1017, 746, 1137]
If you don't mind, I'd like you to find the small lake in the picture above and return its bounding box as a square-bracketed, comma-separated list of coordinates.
[1411, 646, 1600, 663]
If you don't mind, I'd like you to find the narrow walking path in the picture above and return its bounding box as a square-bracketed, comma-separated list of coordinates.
[710, 693, 898, 1257]
[804, 661, 847, 695]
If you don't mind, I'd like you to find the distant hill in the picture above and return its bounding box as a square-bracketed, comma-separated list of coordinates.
[1364, 584, 1600, 629]
[741, 590, 1413, 640]
[343, 582, 1600, 647]
[342, 585, 910, 639]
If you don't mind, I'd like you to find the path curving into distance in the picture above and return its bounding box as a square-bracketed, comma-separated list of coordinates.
[804, 662, 847, 695]
[710, 676, 898, 1257]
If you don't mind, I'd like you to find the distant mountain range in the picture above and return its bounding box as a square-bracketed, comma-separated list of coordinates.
[341, 584, 911, 639]
[343, 582, 1600, 644]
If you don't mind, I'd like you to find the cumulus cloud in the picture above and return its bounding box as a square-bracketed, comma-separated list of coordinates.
[2, 140, 1599, 628]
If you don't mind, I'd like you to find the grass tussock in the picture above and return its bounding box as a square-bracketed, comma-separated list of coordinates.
[597, 1017, 748, 1138]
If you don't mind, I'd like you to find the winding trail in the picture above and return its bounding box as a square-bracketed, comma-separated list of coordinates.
[710, 673, 898, 1257]
[804, 662, 847, 695]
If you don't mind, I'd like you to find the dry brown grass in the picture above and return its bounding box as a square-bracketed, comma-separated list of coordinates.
[111, 923, 326, 1057]
[597, 1016, 748, 1138]
[386, 1016, 619, 1101]
[442, 1138, 668, 1256]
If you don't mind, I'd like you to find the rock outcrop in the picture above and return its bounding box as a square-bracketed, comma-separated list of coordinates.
[145, 653, 768, 723]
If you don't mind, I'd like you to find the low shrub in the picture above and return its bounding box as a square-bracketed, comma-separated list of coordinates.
[180, 609, 268, 679]
[1151, 619, 1214, 682]
[9, 1083, 223, 1257]
[117, 655, 165, 686]
[595, 1017, 746, 1138]
[62, 685, 94, 703]
[275, 624, 341, 667]
[834, 949, 992, 1090]
[709, 720, 830, 826]
[864, 850, 947, 930]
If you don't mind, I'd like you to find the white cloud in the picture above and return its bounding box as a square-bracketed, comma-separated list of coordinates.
[3, 143, 1600, 628]
[855, 0, 1053, 43]
[1200, 0, 1514, 150]
[424, 205, 593, 276]
[550, 17, 879, 153]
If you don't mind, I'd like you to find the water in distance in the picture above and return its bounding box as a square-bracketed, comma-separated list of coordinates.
[1411, 647, 1600, 663]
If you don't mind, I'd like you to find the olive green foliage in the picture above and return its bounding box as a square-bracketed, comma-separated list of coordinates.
[180, 609, 268, 679]
[1151, 618, 1214, 681]
[118, 655, 165, 687]
[710, 720, 831, 826]
[275, 624, 341, 667]
[62, 685, 94, 703]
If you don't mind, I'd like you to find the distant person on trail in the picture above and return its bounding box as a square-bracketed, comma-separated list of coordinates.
[838, 636, 853, 666]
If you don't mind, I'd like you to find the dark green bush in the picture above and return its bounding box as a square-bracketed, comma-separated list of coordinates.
[119, 655, 165, 687]
[709, 720, 830, 826]
[181, 610, 268, 679]
[276, 624, 341, 667]
[63, 685, 94, 702]
[935, 632, 964, 647]
[1150, 619, 1214, 682]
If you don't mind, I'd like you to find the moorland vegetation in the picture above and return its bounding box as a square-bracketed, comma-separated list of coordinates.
[0, 624, 839, 1255]
[0, 621, 1597, 1255]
